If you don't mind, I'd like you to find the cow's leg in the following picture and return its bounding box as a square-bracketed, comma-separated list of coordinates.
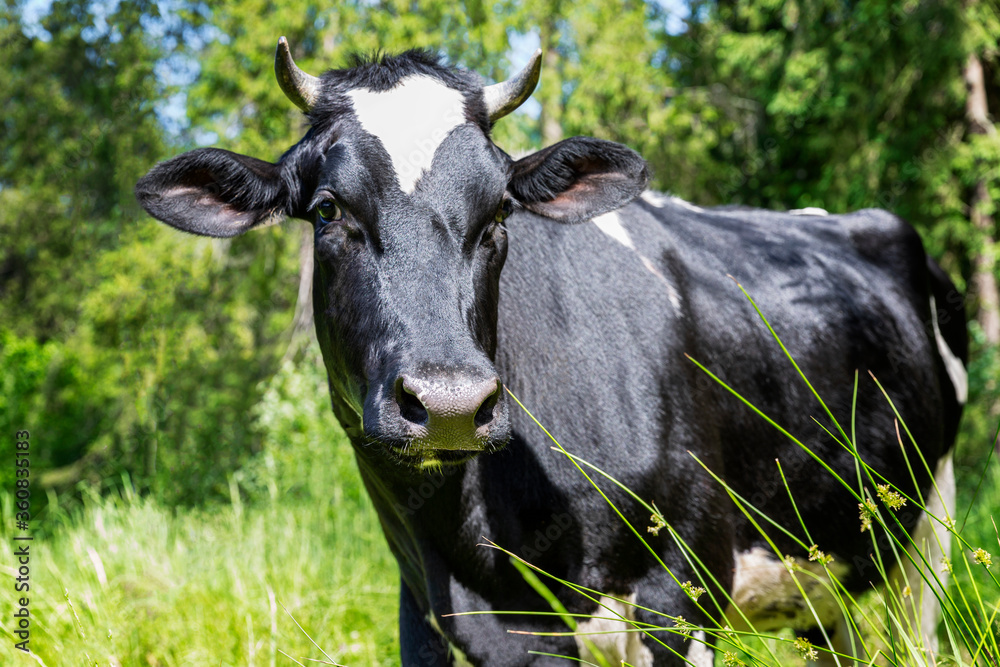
[884, 452, 955, 666]
[400, 582, 453, 667]
[685, 630, 715, 667]
[572, 591, 719, 666]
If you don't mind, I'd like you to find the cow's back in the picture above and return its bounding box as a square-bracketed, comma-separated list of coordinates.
[496, 193, 962, 587]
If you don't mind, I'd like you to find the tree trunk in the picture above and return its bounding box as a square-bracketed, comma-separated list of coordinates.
[964, 50, 1000, 450]
[964, 53, 1000, 346]
[538, 5, 563, 145]
[282, 223, 314, 364]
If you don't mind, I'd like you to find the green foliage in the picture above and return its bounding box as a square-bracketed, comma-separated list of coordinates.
[0, 330, 105, 495]
[72, 221, 301, 502]
[237, 345, 357, 502]
[0, 1, 310, 503]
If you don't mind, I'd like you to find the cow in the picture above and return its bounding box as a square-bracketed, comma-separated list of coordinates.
[135, 38, 967, 666]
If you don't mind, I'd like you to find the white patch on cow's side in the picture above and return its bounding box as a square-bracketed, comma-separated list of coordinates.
[725, 547, 848, 634]
[347, 77, 467, 194]
[686, 630, 714, 667]
[639, 254, 683, 311]
[640, 190, 672, 208]
[671, 195, 704, 213]
[885, 452, 955, 665]
[574, 594, 654, 667]
[930, 296, 969, 404]
[426, 614, 474, 667]
[640, 190, 705, 213]
[789, 207, 829, 216]
[592, 210, 635, 250]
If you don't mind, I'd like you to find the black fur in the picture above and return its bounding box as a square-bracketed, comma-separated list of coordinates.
[134, 148, 289, 237]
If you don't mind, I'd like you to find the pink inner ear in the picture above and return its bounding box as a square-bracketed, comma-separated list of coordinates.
[160, 185, 261, 231]
[526, 171, 632, 223]
[162, 185, 205, 197]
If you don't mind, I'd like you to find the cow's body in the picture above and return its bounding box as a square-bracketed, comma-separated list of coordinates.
[359, 196, 965, 665]
[136, 43, 966, 666]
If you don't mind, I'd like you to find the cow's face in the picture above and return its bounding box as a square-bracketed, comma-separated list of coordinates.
[136, 39, 647, 470]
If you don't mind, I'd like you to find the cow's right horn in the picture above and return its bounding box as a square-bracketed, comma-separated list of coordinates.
[483, 49, 542, 123]
[275, 36, 321, 112]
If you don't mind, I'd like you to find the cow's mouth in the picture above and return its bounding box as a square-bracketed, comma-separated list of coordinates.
[369, 428, 511, 469]
[384, 436, 509, 469]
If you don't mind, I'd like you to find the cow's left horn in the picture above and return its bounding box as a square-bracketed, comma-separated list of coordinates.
[483, 49, 542, 122]
[275, 36, 321, 112]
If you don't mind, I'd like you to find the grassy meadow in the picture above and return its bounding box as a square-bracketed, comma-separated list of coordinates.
[2, 341, 998, 666]
[0, 474, 399, 666]
[1, 350, 402, 667]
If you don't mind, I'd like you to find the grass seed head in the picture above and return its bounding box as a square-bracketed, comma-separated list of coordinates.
[793, 636, 818, 662]
[782, 554, 798, 572]
[673, 616, 694, 640]
[807, 544, 834, 565]
[858, 497, 878, 533]
[876, 483, 907, 510]
[648, 502, 667, 536]
[680, 580, 707, 601]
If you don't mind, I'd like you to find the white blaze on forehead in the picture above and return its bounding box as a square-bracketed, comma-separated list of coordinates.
[346, 76, 467, 194]
[593, 210, 635, 249]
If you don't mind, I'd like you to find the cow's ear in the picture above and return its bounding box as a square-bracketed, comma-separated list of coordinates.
[508, 137, 649, 224]
[135, 148, 290, 238]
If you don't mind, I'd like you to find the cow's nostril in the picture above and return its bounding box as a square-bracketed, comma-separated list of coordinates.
[474, 383, 501, 428]
[397, 372, 503, 444]
[398, 381, 429, 425]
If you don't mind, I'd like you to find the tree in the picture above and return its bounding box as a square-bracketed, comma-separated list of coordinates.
[1, 0, 168, 494]
[657, 0, 1000, 447]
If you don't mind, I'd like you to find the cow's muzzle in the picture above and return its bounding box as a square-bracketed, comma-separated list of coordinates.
[395, 370, 507, 451]
[365, 366, 511, 462]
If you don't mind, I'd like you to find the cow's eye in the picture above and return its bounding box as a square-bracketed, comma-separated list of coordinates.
[494, 199, 514, 224]
[317, 199, 343, 224]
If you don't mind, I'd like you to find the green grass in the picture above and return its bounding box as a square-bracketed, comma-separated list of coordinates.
[2, 438, 993, 666]
[2, 328, 997, 666]
[0, 438, 402, 666]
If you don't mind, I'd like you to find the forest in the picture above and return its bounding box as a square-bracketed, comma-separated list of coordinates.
[1, 0, 998, 665]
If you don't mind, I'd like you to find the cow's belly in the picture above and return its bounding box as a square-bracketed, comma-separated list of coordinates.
[725, 450, 955, 636]
[724, 547, 850, 632]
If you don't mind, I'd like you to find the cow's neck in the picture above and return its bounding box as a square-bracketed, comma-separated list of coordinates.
[352, 448, 492, 609]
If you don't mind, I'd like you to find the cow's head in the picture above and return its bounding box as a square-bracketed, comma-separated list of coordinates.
[136, 38, 648, 470]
